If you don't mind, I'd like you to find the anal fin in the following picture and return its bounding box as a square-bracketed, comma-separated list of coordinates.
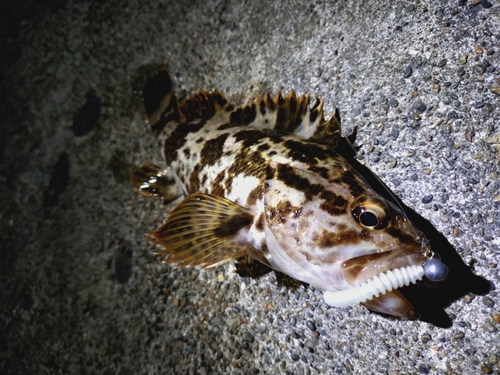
[132, 164, 181, 202]
[151, 193, 254, 268]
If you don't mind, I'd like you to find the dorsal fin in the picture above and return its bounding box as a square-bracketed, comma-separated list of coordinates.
[309, 107, 342, 148]
[144, 70, 343, 146]
[228, 90, 342, 146]
[178, 91, 233, 123]
[273, 91, 313, 135]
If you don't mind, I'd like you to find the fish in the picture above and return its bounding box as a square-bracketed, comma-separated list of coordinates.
[133, 70, 449, 320]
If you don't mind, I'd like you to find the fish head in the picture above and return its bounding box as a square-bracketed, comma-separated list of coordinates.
[262, 170, 448, 320]
[341, 194, 429, 285]
[335, 195, 434, 319]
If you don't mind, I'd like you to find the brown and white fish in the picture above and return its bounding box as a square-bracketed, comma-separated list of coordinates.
[133, 70, 448, 320]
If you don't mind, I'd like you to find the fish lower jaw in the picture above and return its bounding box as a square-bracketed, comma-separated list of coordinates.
[323, 265, 425, 308]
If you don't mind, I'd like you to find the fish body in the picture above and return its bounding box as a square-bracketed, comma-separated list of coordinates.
[134, 70, 448, 319]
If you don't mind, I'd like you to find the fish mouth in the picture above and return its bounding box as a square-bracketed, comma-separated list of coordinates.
[323, 249, 448, 318]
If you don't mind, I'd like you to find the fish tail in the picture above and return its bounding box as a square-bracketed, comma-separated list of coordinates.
[143, 70, 179, 136]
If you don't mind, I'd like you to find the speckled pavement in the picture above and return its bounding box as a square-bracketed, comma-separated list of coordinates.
[1, 1, 499, 374]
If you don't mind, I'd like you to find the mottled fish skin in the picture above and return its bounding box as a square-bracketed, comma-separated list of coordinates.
[134, 70, 448, 320]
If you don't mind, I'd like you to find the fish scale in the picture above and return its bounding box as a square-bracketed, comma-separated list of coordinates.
[133, 70, 449, 320]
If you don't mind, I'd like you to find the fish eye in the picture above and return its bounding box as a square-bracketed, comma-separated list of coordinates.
[351, 196, 390, 230]
[359, 211, 378, 227]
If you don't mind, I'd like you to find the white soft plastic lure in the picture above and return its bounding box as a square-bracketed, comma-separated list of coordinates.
[133, 70, 448, 319]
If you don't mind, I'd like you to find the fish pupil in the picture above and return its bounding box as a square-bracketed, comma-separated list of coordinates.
[360, 211, 378, 227]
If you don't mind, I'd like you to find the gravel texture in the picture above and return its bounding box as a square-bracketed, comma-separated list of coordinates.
[1, 1, 499, 374]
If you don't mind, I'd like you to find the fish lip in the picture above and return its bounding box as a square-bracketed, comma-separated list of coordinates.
[361, 289, 421, 320]
[323, 248, 448, 310]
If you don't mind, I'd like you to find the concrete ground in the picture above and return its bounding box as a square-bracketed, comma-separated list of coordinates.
[1, 0, 499, 374]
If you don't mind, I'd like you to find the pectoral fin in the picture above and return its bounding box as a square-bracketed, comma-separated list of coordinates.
[151, 193, 254, 267]
[132, 164, 181, 202]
